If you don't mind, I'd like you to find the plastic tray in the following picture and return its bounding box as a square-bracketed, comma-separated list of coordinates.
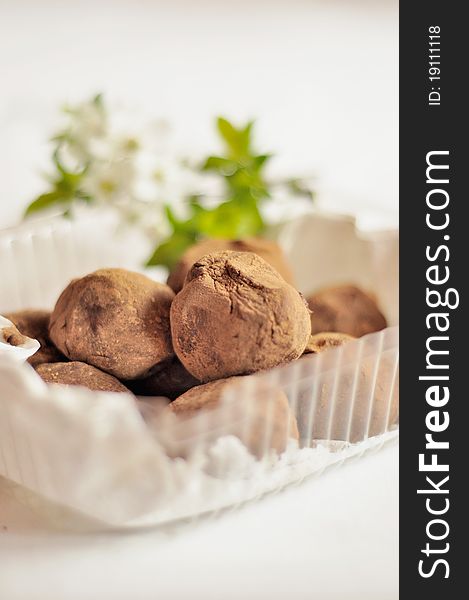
[0, 210, 399, 529]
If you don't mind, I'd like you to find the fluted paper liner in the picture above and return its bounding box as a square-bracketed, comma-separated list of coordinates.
[0, 210, 398, 529]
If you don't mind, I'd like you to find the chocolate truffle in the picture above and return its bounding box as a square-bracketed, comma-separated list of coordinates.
[306, 284, 387, 337]
[297, 331, 355, 443]
[1, 324, 28, 347]
[297, 334, 398, 444]
[49, 268, 174, 380]
[36, 361, 130, 393]
[130, 357, 200, 399]
[167, 237, 295, 293]
[5, 310, 65, 367]
[303, 331, 355, 354]
[169, 376, 299, 456]
[306, 355, 399, 444]
[170, 251, 311, 382]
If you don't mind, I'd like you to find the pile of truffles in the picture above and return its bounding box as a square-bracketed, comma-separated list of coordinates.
[5, 236, 390, 453]
[306, 284, 386, 338]
[166, 237, 295, 293]
[5, 310, 65, 367]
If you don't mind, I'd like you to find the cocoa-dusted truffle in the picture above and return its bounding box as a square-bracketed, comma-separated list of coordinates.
[36, 361, 131, 394]
[306, 355, 399, 443]
[2, 324, 28, 347]
[167, 237, 295, 293]
[49, 268, 174, 380]
[5, 310, 65, 367]
[303, 331, 355, 354]
[306, 284, 387, 337]
[297, 331, 355, 443]
[170, 251, 311, 382]
[130, 357, 200, 399]
[169, 376, 299, 456]
[297, 332, 398, 444]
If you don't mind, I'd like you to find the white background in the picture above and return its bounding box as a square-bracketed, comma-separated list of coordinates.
[0, 0, 398, 229]
[0, 1, 398, 598]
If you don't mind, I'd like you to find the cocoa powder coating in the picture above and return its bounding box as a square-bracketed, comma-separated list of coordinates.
[49, 269, 175, 380]
[307, 284, 387, 338]
[169, 375, 299, 456]
[170, 251, 311, 382]
[2, 325, 27, 347]
[303, 356, 399, 444]
[303, 331, 355, 354]
[167, 237, 295, 293]
[36, 361, 130, 394]
[296, 329, 398, 444]
[5, 310, 65, 367]
[130, 357, 200, 399]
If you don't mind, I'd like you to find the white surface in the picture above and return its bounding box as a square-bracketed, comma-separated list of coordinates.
[0, 0, 398, 230]
[0, 1, 398, 598]
[0, 444, 398, 600]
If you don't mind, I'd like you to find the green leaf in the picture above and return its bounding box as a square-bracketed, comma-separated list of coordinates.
[216, 117, 254, 159]
[216, 199, 263, 238]
[252, 154, 271, 169]
[52, 149, 68, 176]
[52, 149, 87, 187]
[145, 116, 273, 268]
[202, 156, 238, 176]
[24, 191, 69, 217]
[287, 178, 315, 202]
[75, 189, 93, 203]
[194, 196, 264, 238]
[25, 101, 315, 273]
[145, 230, 197, 269]
[164, 205, 182, 231]
[92, 93, 104, 107]
[225, 168, 269, 199]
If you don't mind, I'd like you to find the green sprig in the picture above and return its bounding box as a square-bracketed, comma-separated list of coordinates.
[146, 117, 272, 268]
[24, 150, 89, 217]
[23, 97, 315, 268]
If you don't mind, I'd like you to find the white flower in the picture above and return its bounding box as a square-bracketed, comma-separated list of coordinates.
[48, 95, 234, 242]
[61, 97, 108, 163]
[82, 158, 136, 205]
[132, 152, 199, 221]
